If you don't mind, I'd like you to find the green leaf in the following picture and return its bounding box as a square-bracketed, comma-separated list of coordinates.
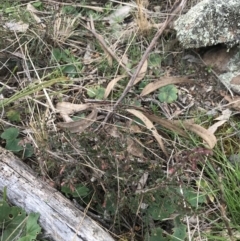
[61, 184, 90, 198]
[149, 53, 162, 68]
[0, 200, 41, 241]
[23, 143, 34, 158]
[62, 5, 78, 14]
[4, 7, 16, 13]
[87, 86, 105, 99]
[0, 200, 27, 241]
[178, 188, 206, 208]
[52, 48, 63, 62]
[147, 196, 175, 221]
[5, 139, 23, 152]
[1, 127, 19, 140]
[145, 228, 168, 241]
[95, 87, 105, 99]
[171, 216, 187, 241]
[32, 1, 43, 8]
[72, 185, 90, 198]
[158, 84, 178, 103]
[87, 87, 97, 98]
[18, 213, 41, 241]
[6, 109, 21, 122]
[62, 65, 77, 76]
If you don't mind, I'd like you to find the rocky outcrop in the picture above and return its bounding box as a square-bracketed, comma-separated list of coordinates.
[174, 0, 240, 49]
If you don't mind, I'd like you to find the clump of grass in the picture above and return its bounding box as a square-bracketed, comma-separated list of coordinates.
[135, 0, 151, 34]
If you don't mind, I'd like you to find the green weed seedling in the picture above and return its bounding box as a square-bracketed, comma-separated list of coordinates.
[0, 187, 41, 241]
[1, 127, 34, 158]
[61, 184, 90, 199]
[87, 86, 105, 99]
[145, 185, 207, 241]
[51, 48, 82, 77]
[158, 84, 178, 103]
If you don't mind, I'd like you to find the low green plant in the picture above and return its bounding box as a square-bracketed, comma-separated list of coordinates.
[6, 109, 21, 122]
[0, 187, 41, 241]
[158, 84, 178, 103]
[51, 48, 82, 77]
[87, 86, 105, 99]
[61, 184, 90, 199]
[1, 127, 34, 158]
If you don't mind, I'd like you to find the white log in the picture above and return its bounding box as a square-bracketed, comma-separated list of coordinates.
[0, 146, 114, 241]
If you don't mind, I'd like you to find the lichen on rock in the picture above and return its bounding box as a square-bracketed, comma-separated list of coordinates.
[174, 0, 240, 49]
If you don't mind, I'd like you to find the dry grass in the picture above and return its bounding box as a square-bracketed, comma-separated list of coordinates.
[0, 1, 240, 241]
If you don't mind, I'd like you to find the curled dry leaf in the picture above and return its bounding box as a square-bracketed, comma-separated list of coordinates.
[126, 109, 168, 157]
[56, 102, 100, 122]
[127, 137, 145, 159]
[208, 120, 227, 134]
[104, 75, 127, 99]
[208, 109, 231, 134]
[57, 108, 98, 133]
[143, 112, 188, 137]
[135, 172, 149, 194]
[180, 121, 217, 149]
[214, 109, 232, 121]
[140, 76, 192, 96]
[221, 92, 240, 111]
[133, 60, 148, 85]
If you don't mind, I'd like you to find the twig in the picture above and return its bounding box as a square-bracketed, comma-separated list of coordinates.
[87, 17, 132, 76]
[99, 0, 188, 128]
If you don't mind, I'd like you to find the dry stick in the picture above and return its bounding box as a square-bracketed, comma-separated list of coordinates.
[87, 17, 132, 77]
[99, 0, 188, 128]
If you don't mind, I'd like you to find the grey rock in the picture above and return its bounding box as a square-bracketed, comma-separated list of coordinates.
[219, 50, 240, 94]
[174, 0, 240, 49]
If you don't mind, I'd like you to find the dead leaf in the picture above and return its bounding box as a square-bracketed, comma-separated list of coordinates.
[4, 21, 29, 32]
[105, 5, 133, 25]
[208, 120, 227, 134]
[221, 93, 240, 111]
[125, 119, 143, 133]
[105, 125, 121, 138]
[83, 43, 95, 64]
[140, 76, 192, 96]
[57, 108, 98, 133]
[133, 60, 148, 85]
[126, 109, 168, 157]
[143, 112, 188, 137]
[180, 121, 217, 149]
[214, 109, 232, 121]
[56, 102, 90, 122]
[127, 137, 145, 159]
[104, 75, 127, 99]
[56, 102, 100, 122]
[135, 172, 149, 194]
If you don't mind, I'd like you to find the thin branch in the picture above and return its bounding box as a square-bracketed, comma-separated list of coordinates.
[99, 0, 188, 128]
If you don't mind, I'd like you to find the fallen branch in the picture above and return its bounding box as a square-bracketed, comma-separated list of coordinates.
[0, 146, 114, 241]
